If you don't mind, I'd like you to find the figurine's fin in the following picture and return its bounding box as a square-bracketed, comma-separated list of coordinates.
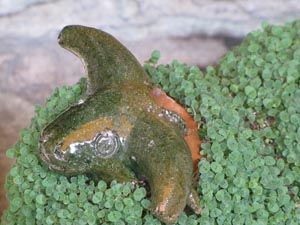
[127, 112, 194, 224]
[58, 25, 150, 95]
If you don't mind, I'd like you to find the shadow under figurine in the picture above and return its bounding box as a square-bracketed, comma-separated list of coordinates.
[39, 25, 203, 224]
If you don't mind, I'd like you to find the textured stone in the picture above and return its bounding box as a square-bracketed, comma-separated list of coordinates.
[0, 0, 50, 16]
[1, 0, 300, 39]
[0, 93, 34, 216]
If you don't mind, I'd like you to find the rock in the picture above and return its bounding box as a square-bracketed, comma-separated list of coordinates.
[0, 93, 35, 216]
[1, 0, 300, 39]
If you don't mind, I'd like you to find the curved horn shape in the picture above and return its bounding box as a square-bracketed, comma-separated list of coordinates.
[58, 25, 150, 95]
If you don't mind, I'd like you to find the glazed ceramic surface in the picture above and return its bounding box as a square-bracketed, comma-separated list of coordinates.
[39, 25, 201, 224]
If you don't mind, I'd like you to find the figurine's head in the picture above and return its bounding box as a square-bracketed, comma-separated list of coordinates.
[40, 123, 119, 170]
[39, 100, 134, 183]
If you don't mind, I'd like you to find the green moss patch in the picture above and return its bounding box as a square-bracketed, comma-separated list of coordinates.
[3, 20, 300, 224]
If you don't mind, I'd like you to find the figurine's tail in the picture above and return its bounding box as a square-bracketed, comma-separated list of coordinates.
[58, 25, 150, 95]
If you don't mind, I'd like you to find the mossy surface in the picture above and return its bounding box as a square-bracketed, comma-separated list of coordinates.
[3, 20, 300, 224]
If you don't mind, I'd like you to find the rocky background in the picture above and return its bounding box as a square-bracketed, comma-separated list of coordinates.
[1, 0, 300, 217]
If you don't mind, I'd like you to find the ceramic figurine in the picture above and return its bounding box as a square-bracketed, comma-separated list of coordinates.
[39, 25, 202, 224]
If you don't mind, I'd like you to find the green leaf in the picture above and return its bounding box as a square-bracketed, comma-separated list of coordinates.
[264, 156, 276, 166]
[215, 190, 225, 201]
[36, 194, 47, 205]
[271, 25, 283, 36]
[6, 148, 16, 158]
[277, 193, 291, 206]
[141, 199, 151, 209]
[210, 207, 222, 218]
[227, 136, 238, 151]
[57, 209, 69, 219]
[280, 38, 292, 49]
[211, 142, 221, 153]
[121, 184, 132, 196]
[11, 197, 22, 212]
[248, 43, 260, 53]
[225, 165, 237, 177]
[87, 215, 97, 225]
[150, 50, 161, 64]
[123, 197, 134, 207]
[146, 50, 160, 64]
[97, 210, 106, 219]
[263, 98, 274, 109]
[42, 175, 58, 187]
[284, 170, 295, 185]
[248, 179, 258, 189]
[46, 215, 56, 225]
[267, 202, 279, 213]
[22, 133, 33, 146]
[92, 192, 103, 204]
[287, 151, 297, 163]
[133, 188, 146, 202]
[13, 175, 23, 185]
[222, 108, 240, 126]
[280, 111, 290, 122]
[245, 86, 257, 99]
[97, 180, 107, 191]
[104, 199, 114, 209]
[199, 160, 211, 174]
[233, 176, 246, 188]
[211, 162, 223, 173]
[115, 200, 124, 211]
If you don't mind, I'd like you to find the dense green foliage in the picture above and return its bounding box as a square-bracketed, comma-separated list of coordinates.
[145, 20, 300, 224]
[3, 20, 300, 224]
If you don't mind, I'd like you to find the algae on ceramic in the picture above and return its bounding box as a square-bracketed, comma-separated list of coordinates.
[40, 25, 201, 224]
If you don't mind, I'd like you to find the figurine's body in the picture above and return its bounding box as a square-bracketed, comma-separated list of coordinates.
[39, 25, 202, 224]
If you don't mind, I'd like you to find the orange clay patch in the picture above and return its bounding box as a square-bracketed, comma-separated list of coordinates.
[150, 87, 204, 171]
[61, 117, 113, 151]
